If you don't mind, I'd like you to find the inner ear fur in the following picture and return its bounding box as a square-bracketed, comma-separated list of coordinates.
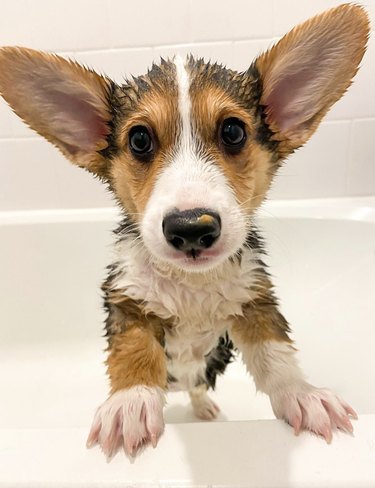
[254, 3, 370, 154]
[0, 46, 116, 177]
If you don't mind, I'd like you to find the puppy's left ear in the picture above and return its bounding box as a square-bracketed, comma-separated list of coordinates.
[0, 47, 116, 177]
[254, 3, 370, 155]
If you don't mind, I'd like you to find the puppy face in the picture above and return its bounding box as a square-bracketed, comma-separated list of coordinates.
[113, 57, 276, 272]
[0, 4, 369, 273]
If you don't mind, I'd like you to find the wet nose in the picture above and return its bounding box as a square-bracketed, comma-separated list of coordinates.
[162, 208, 221, 255]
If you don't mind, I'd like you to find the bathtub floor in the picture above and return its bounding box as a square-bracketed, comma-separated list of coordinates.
[0, 340, 273, 430]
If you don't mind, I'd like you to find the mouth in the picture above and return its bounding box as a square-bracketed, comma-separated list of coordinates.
[185, 248, 207, 260]
[169, 247, 224, 268]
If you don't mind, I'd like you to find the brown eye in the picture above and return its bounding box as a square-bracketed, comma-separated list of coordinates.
[129, 125, 153, 158]
[221, 118, 246, 152]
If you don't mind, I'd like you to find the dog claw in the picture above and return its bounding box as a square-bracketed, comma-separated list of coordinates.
[271, 385, 357, 444]
[86, 421, 101, 448]
[150, 434, 158, 448]
[87, 387, 165, 460]
[344, 404, 358, 419]
[321, 425, 333, 444]
[125, 441, 135, 457]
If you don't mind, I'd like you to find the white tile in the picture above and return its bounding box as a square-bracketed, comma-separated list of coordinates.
[0, 138, 113, 211]
[54, 158, 114, 209]
[0, 0, 33, 46]
[232, 38, 277, 72]
[155, 42, 233, 67]
[187, 42, 233, 67]
[268, 121, 350, 199]
[189, 0, 273, 42]
[273, 0, 348, 36]
[347, 119, 375, 196]
[73, 48, 156, 84]
[0, 139, 61, 210]
[26, 0, 111, 51]
[154, 44, 194, 61]
[364, 0, 375, 24]
[0, 99, 15, 138]
[108, 0, 190, 48]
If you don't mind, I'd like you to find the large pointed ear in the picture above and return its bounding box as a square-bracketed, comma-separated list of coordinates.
[254, 3, 370, 154]
[0, 47, 115, 177]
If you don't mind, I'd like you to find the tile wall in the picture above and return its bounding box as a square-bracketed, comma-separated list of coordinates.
[0, 0, 374, 209]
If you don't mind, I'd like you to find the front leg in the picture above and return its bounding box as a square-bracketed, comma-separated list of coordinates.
[230, 281, 357, 442]
[87, 293, 167, 459]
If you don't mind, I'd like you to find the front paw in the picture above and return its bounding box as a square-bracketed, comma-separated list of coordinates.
[270, 384, 357, 443]
[86, 386, 165, 459]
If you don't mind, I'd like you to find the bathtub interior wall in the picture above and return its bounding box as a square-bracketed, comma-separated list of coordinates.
[0, 200, 375, 487]
[1, 200, 375, 430]
[0, 0, 375, 212]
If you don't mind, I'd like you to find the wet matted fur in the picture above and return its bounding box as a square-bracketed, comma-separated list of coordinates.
[0, 3, 369, 460]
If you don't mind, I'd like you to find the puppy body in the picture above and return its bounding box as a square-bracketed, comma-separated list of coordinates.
[0, 3, 369, 460]
[110, 229, 262, 392]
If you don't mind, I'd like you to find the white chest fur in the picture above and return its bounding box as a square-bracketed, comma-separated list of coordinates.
[113, 240, 261, 390]
[114, 240, 260, 324]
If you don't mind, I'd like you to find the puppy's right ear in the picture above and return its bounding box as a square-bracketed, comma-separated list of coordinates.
[0, 47, 116, 177]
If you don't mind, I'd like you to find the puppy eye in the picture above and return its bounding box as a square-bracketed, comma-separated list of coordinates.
[221, 118, 246, 150]
[129, 125, 153, 158]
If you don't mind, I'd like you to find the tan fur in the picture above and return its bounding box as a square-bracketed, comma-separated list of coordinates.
[102, 280, 169, 346]
[111, 87, 179, 217]
[231, 275, 293, 345]
[256, 3, 370, 154]
[190, 84, 275, 212]
[107, 325, 167, 394]
[219, 142, 275, 213]
[103, 281, 169, 394]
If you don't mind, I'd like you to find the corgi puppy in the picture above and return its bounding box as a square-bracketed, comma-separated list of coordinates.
[0, 3, 369, 460]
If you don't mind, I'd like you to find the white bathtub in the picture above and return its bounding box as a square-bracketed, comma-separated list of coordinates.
[0, 197, 374, 487]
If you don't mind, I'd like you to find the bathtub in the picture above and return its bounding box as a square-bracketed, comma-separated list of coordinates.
[0, 197, 374, 487]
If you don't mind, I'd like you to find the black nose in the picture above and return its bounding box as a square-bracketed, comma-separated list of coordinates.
[162, 208, 221, 256]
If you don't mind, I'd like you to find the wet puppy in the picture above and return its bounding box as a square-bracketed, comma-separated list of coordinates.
[0, 3, 369, 460]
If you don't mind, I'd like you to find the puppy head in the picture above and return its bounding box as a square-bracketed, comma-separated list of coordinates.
[0, 4, 369, 273]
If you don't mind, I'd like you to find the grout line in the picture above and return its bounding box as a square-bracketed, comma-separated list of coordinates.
[56, 36, 289, 56]
[0, 137, 39, 142]
[153, 40, 234, 50]
[71, 46, 154, 57]
[51, 30, 375, 56]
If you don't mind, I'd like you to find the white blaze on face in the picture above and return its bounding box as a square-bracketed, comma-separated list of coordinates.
[141, 55, 248, 272]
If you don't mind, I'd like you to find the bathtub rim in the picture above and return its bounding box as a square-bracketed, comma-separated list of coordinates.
[0, 196, 374, 225]
[0, 416, 374, 487]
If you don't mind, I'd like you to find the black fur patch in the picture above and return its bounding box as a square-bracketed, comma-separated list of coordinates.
[244, 226, 266, 254]
[119, 58, 177, 111]
[98, 79, 122, 161]
[204, 333, 235, 389]
[102, 221, 141, 345]
[246, 63, 279, 154]
[102, 263, 122, 343]
[113, 215, 140, 240]
[167, 372, 178, 384]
